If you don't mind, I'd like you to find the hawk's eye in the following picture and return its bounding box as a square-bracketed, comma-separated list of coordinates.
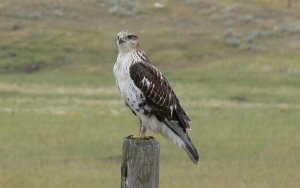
[127, 35, 137, 40]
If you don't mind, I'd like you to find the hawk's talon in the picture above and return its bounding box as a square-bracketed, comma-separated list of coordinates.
[147, 136, 155, 140]
[126, 135, 155, 140]
[125, 135, 134, 139]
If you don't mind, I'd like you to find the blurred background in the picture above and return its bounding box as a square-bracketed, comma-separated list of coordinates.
[0, 0, 300, 187]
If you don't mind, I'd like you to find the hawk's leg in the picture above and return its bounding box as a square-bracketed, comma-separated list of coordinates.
[139, 123, 147, 138]
[126, 120, 154, 140]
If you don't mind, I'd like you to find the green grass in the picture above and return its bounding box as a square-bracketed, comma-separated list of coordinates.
[1, 62, 299, 188]
[1, 0, 300, 187]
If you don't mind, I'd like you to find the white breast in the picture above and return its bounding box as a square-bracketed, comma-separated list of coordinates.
[113, 53, 132, 95]
[113, 52, 143, 113]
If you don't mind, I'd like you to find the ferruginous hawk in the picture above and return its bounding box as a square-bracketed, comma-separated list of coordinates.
[113, 31, 199, 164]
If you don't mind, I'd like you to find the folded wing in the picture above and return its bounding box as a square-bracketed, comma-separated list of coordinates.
[129, 62, 191, 132]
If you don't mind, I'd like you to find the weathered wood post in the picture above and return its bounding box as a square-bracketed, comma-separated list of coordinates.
[121, 138, 160, 188]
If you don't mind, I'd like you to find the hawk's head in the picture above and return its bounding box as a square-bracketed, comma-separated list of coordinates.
[117, 30, 141, 53]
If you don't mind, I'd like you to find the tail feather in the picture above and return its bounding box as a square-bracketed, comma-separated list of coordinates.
[184, 135, 200, 165]
[163, 119, 200, 165]
[175, 105, 191, 130]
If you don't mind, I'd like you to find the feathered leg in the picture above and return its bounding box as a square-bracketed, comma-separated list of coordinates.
[127, 119, 154, 140]
[139, 122, 147, 138]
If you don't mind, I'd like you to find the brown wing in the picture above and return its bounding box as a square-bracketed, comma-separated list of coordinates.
[129, 62, 191, 132]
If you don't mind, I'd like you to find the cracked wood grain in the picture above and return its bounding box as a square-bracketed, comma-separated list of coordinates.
[121, 138, 160, 188]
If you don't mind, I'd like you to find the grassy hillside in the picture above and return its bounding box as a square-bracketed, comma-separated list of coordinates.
[0, 0, 300, 187]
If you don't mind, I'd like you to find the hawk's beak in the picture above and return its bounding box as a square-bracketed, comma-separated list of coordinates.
[118, 38, 125, 44]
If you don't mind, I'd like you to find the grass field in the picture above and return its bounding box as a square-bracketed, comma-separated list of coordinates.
[1, 0, 300, 187]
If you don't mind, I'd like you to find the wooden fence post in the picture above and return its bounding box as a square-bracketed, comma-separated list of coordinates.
[121, 138, 160, 188]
